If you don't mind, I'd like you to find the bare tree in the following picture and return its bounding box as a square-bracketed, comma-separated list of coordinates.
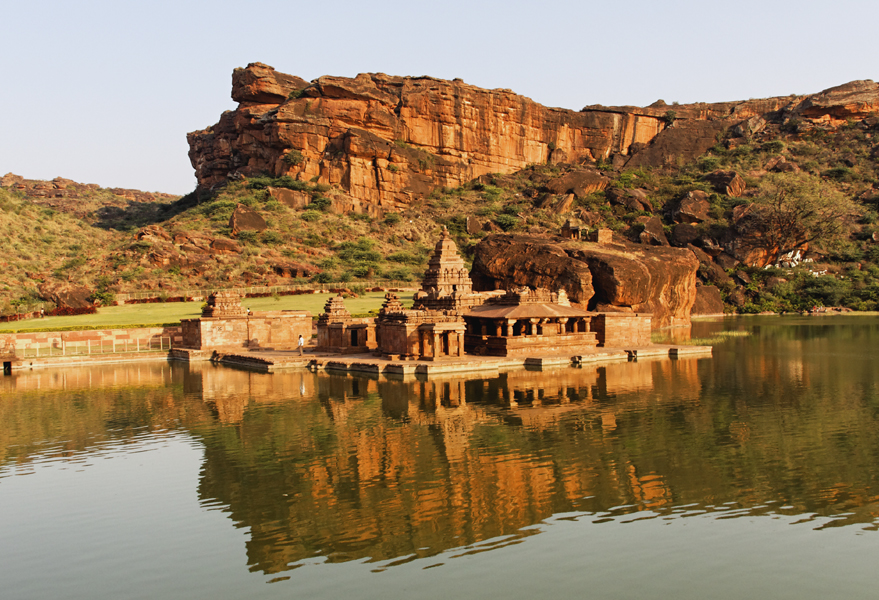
[744, 173, 862, 264]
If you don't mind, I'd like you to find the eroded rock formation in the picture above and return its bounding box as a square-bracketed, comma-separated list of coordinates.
[191, 63, 873, 214]
[471, 234, 699, 328]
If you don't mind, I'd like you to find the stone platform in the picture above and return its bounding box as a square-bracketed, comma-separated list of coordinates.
[203, 344, 711, 375]
[5, 343, 711, 374]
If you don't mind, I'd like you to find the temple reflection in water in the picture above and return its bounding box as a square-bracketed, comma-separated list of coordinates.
[183, 357, 705, 573]
[3, 317, 878, 576]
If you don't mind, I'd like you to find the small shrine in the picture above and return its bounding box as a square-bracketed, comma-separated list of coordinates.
[202, 290, 247, 317]
[560, 219, 582, 240]
[375, 292, 465, 360]
[180, 290, 311, 351]
[372, 227, 474, 360]
[315, 294, 376, 353]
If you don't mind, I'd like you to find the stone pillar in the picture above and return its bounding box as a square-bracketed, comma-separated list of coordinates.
[504, 319, 515, 337]
[457, 331, 464, 357]
[434, 332, 442, 358]
[493, 320, 503, 337]
[529, 318, 539, 336]
[558, 317, 569, 335]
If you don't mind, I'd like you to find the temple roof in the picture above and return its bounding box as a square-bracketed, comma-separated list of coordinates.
[465, 302, 590, 320]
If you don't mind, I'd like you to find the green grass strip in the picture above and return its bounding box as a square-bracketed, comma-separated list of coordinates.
[0, 322, 182, 334]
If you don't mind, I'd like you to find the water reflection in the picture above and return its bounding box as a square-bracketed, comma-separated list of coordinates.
[1, 316, 878, 578]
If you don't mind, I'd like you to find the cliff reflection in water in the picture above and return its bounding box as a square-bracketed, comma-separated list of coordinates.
[2, 317, 878, 577]
[187, 339, 879, 574]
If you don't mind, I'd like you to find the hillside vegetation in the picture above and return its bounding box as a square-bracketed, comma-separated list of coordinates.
[3, 105, 878, 316]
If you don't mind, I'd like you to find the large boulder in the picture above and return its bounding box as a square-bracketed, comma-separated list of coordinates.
[470, 235, 594, 306]
[607, 187, 654, 212]
[673, 190, 711, 223]
[705, 170, 746, 197]
[37, 282, 92, 309]
[793, 80, 879, 122]
[635, 216, 669, 246]
[229, 205, 268, 235]
[691, 285, 725, 315]
[545, 169, 609, 198]
[625, 120, 729, 169]
[471, 234, 699, 328]
[231, 62, 309, 104]
[268, 187, 310, 209]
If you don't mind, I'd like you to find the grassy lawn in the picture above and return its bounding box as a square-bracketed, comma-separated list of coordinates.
[0, 292, 412, 333]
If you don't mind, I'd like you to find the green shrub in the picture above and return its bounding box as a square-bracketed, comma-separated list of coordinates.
[823, 166, 854, 181]
[260, 231, 284, 245]
[386, 267, 413, 281]
[247, 175, 310, 191]
[761, 140, 786, 153]
[495, 214, 520, 231]
[237, 230, 258, 245]
[387, 251, 422, 264]
[311, 272, 332, 284]
[351, 265, 373, 278]
[337, 240, 382, 263]
[202, 199, 237, 221]
[283, 150, 304, 166]
[301, 210, 321, 222]
[699, 156, 722, 172]
[384, 212, 401, 226]
[309, 197, 332, 211]
[120, 267, 145, 282]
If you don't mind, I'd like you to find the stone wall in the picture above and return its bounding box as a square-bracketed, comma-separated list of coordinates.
[1, 326, 183, 356]
[180, 311, 311, 351]
[590, 313, 652, 348]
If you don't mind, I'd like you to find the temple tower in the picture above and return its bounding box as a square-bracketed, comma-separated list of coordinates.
[420, 226, 473, 300]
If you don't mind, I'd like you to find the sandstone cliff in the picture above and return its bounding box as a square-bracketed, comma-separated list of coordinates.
[191, 63, 872, 213]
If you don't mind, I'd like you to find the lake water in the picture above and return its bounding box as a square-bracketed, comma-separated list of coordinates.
[2, 315, 878, 600]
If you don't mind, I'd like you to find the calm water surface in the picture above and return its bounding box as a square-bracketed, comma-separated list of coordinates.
[2, 315, 878, 599]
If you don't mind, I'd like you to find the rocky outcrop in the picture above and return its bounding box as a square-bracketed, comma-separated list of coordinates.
[470, 236, 595, 305]
[792, 80, 879, 123]
[673, 191, 711, 223]
[229, 205, 267, 235]
[692, 285, 725, 315]
[37, 282, 92, 309]
[471, 234, 699, 328]
[705, 170, 746, 197]
[624, 120, 730, 169]
[189, 63, 854, 213]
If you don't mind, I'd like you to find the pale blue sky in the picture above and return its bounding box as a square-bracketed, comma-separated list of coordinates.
[2, 0, 876, 194]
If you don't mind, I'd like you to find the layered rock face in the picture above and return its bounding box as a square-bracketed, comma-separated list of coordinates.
[471, 234, 699, 328]
[190, 63, 857, 211]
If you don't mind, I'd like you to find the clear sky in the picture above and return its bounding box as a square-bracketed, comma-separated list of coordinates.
[2, 0, 876, 194]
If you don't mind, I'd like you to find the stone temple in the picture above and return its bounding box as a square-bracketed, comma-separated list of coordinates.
[318, 227, 652, 360]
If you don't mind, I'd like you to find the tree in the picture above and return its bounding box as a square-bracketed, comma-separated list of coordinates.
[745, 173, 862, 264]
